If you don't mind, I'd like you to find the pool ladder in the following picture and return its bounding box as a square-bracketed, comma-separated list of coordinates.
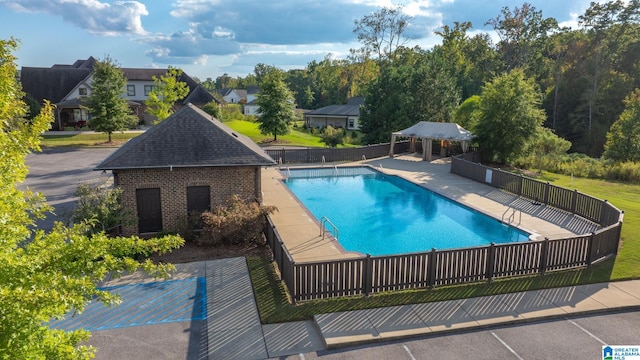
[502, 206, 522, 225]
[320, 216, 339, 240]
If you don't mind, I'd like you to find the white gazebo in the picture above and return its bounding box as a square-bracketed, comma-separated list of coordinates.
[389, 121, 474, 161]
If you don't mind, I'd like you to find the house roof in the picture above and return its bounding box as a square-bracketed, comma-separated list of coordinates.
[305, 97, 364, 117]
[21, 57, 204, 105]
[20, 66, 93, 104]
[182, 84, 220, 105]
[95, 103, 276, 170]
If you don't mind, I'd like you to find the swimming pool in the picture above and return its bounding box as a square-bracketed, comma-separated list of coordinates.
[282, 167, 529, 256]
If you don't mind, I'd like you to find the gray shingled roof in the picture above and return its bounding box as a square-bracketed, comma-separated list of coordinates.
[305, 97, 364, 117]
[21, 57, 203, 105]
[95, 103, 276, 170]
[182, 85, 219, 105]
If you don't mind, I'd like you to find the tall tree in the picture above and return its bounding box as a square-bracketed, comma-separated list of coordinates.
[603, 89, 640, 162]
[353, 4, 411, 62]
[256, 71, 296, 141]
[145, 66, 189, 124]
[85, 56, 137, 142]
[0, 38, 183, 359]
[577, 0, 640, 153]
[360, 61, 415, 144]
[486, 2, 558, 79]
[474, 70, 546, 163]
[411, 51, 461, 123]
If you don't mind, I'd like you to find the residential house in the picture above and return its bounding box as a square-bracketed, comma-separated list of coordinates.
[304, 97, 363, 131]
[95, 103, 276, 236]
[219, 86, 263, 116]
[20, 57, 222, 130]
[219, 88, 247, 104]
[243, 85, 261, 116]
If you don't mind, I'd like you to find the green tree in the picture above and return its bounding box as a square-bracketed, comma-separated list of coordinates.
[486, 3, 559, 76]
[359, 62, 415, 144]
[70, 179, 134, 236]
[474, 70, 546, 163]
[453, 95, 481, 131]
[85, 56, 137, 142]
[145, 66, 189, 124]
[519, 127, 572, 172]
[353, 4, 411, 62]
[201, 101, 221, 119]
[256, 71, 296, 141]
[0, 39, 184, 359]
[603, 89, 640, 162]
[320, 126, 345, 147]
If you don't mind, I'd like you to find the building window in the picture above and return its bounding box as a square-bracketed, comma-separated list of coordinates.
[187, 186, 210, 229]
[144, 85, 154, 96]
[127, 85, 136, 96]
[348, 118, 355, 129]
[78, 87, 87, 96]
[73, 108, 88, 122]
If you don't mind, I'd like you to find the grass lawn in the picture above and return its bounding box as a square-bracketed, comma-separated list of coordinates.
[225, 120, 355, 148]
[41, 132, 142, 147]
[249, 171, 638, 324]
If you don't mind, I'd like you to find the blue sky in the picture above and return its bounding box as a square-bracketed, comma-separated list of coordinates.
[1, 0, 596, 80]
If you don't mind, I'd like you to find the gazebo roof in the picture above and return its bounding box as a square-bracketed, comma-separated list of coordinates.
[393, 121, 474, 141]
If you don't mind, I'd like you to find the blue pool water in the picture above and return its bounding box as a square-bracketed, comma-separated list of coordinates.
[283, 167, 529, 255]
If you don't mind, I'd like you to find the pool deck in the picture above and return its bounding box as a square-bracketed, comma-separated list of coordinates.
[261, 154, 599, 263]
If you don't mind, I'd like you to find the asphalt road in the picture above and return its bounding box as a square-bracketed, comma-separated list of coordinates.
[290, 311, 640, 360]
[23, 147, 117, 230]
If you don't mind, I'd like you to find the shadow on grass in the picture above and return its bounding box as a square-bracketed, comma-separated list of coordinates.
[248, 256, 615, 324]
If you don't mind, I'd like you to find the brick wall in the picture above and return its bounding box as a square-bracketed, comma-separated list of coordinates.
[115, 166, 261, 235]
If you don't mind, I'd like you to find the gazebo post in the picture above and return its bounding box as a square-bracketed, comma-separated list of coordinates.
[389, 134, 396, 157]
[421, 138, 426, 161]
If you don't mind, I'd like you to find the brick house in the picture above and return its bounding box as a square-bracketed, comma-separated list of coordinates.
[95, 103, 276, 236]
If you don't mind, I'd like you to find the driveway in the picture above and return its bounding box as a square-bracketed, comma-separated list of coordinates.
[23, 147, 117, 230]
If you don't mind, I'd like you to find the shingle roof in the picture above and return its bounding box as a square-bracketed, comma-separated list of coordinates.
[305, 102, 361, 117]
[182, 85, 218, 105]
[20, 66, 92, 104]
[21, 57, 203, 105]
[95, 103, 276, 170]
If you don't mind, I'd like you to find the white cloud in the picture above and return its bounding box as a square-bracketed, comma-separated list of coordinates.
[0, 0, 148, 36]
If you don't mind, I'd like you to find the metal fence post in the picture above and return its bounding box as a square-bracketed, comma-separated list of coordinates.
[586, 232, 595, 266]
[364, 254, 372, 297]
[428, 248, 437, 288]
[518, 174, 523, 196]
[539, 238, 549, 275]
[544, 182, 550, 204]
[571, 189, 578, 214]
[486, 243, 496, 282]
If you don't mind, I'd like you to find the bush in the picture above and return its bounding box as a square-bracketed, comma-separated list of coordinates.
[320, 125, 345, 148]
[606, 161, 640, 183]
[199, 195, 277, 246]
[70, 179, 135, 236]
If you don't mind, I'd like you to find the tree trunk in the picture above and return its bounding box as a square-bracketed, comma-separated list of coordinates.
[108, 132, 112, 143]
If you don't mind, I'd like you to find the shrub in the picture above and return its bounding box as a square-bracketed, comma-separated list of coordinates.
[606, 161, 640, 183]
[70, 179, 135, 236]
[320, 125, 345, 148]
[199, 195, 277, 246]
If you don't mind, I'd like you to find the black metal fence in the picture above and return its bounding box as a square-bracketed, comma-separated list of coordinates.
[263, 152, 624, 303]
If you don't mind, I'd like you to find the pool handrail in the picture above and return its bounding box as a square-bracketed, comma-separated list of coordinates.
[320, 216, 339, 241]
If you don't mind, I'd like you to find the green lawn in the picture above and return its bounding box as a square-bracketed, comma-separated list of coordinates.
[250, 171, 639, 324]
[225, 120, 354, 148]
[41, 132, 142, 147]
[41, 121, 337, 148]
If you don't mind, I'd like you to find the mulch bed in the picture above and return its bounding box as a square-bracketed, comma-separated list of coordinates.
[150, 241, 271, 264]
